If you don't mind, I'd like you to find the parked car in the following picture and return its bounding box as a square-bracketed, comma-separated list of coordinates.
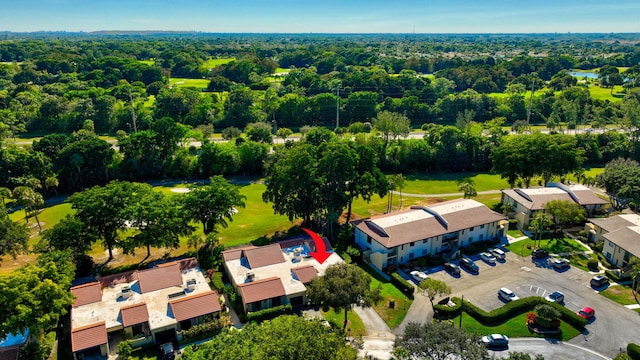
[444, 262, 461, 275]
[479, 252, 497, 264]
[160, 343, 175, 360]
[498, 287, 520, 302]
[489, 247, 506, 260]
[532, 248, 549, 259]
[545, 291, 565, 303]
[552, 258, 570, 269]
[590, 275, 610, 287]
[481, 334, 509, 347]
[577, 307, 595, 319]
[410, 270, 428, 283]
[460, 257, 479, 273]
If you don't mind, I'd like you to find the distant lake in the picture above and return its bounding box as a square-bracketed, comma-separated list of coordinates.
[569, 71, 598, 79]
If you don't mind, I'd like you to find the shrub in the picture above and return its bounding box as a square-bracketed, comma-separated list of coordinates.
[181, 318, 228, 341]
[587, 259, 599, 271]
[628, 343, 640, 360]
[246, 304, 292, 323]
[391, 272, 414, 298]
[433, 296, 462, 319]
[606, 269, 630, 282]
[117, 340, 132, 360]
[211, 271, 225, 291]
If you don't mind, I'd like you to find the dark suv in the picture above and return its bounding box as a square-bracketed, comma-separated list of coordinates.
[460, 257, 479, 273]
[444, 262, 461, 275]
[590, 275, 610, 287]
[532, 248, 549, 259]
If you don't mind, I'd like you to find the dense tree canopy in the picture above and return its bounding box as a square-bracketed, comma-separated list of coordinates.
[393, 321, 489, 360]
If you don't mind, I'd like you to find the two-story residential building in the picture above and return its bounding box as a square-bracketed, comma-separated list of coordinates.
[501, 182, 607, 228]
[222, 236, 344, 314]
[69, 258, 221, 360]
[585, 214, 640, 268]
[351, 198, 507, 273]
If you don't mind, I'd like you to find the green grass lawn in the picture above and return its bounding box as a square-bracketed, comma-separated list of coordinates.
[460, 312, 581, 341]
[138, 59, 155, 66]
[505, 236, 589, 257]
[588, 84, 625, 102]
[401, 173, 510, 194]
[321, 309, 366, 337]
[507, 228, 526, 238]
[203, 58, 235, 68]
[600, 285, 638, 307]
[361, 263, 412, 329]
[169, 78, 210, 89]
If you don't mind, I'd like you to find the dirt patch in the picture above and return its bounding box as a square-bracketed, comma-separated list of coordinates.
[170, 188, 190, 193]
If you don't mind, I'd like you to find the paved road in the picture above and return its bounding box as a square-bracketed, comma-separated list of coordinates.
[490, 338, 612, 360]
[425, 248, 640, 358]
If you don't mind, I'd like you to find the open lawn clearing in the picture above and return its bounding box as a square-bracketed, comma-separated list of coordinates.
[401, 173, 510, 194]
[137, 59, 155, 66]
[203, 58, 235, 68]
[600, 285, 638, 307]
[361, 263, 412, 329]
[169, 77, 210, 89]
[143, 94, 155, 108]
[460, 312, 581, 341]
[507, 228, 526, 238]
[564, 252, 598, 273]
[321, 309, 366, 336]
[588, 84, 624, 102]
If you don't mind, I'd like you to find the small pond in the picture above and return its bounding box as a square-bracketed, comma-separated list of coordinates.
[569, 71, 598, 79]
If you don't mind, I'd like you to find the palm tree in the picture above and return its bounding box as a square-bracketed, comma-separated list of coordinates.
[394, 174, 405, 209]
[530, 212, 552, 249]
[0, 187, 11, 206]
[458, 179, 477, 199]
[12, 186, 44, 232]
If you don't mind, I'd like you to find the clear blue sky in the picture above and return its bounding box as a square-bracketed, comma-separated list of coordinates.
[1, 0, 639, 33]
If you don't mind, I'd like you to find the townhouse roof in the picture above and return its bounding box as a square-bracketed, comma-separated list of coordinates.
[120, 302, 149, 327]
[352, 198, 506, 248]
[71, 322, 108, 352]
[136, 262, 182, 293]
[589, 214, 640, 233]
[169, 290, 222, 322]
[502, 183, 607, 211]
[241, 243, 286, 269]
[70, 282, 102, 307]
[291, 265, 318, 284]
[237, 277, 286, 304]
[602, 226, 640, 258]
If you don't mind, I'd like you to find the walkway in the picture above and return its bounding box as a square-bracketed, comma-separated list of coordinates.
[390, 189, 501, 198]
[353, 305, 395, 360]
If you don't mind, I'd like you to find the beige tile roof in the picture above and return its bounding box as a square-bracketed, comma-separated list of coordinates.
[353, 198, 506, 248]
[503, 184, 607, 211]
[291, 265, 318, 284]
[242, 243, 286, 269]
[222, 245, 257, 262]
[589, 214, 640, 233]
[603, 226, 640, 258]
[70, 282, 102, 307]
[71, 321, 107, 352]
[237, 277, 286, 304]
[120, 302, 149, 327]
[169, 290, 221, 322]
[137, 263, 182, 293]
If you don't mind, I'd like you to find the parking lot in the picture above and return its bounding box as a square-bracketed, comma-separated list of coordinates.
[424, 249, 640, 358]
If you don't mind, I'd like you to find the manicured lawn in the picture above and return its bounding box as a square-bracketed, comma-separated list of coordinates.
[169, 78, 210, 89]
[600, 285, 638, 307]
[507, 228, 526, 238]
[460, 312, 581, 341]
[505, 236, 588, 257]
[360, 263, 412, 329]
[401, 173, 510, 194]
[565, 252, 598, 272]
[588, 84, 625, 102]
[138, 59, 155, 66]
[203, 58, 235, 68]
[321, 308, 366, 337]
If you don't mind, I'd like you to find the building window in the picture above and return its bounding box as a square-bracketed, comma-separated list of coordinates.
[132, 323, 145, 337]
[480, 224, 485, 229]
[469, 226, 474, 231]
[468, 237, 473, 243]
[410, 242, 415, 247]
[479, 234, 484, 241]
[422, 239, 428, 244]
[422, 249, 428, 255]
[367, 237, 371, 244]
[409, 253, 414, 259]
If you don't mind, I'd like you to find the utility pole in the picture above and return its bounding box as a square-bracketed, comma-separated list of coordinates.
[335, 85, 340, 129]
[526, 75, 536, 129]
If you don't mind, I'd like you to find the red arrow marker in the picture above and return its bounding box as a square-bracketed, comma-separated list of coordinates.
[301, 228, 331, 264]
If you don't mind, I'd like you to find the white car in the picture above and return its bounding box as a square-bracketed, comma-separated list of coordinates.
[498, 287, 520, 302]
[489, 247, 505, 260]
[480, 252, 496, 264]
[545, 291, 565, 303]
[410, 270, 428, 283]
[481, 334, 509, 347]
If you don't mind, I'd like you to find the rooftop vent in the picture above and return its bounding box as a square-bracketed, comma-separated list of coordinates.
[186, 278, 196, 291]
[246, 271, 255, 282]
[120, 286, 132, 299]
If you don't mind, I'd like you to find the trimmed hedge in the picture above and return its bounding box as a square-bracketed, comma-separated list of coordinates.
[246, 304, 292, 323]
[391, 272, 415, 298]
[181, 318, 227, 341]
[605, 269, 631, 283]
[435, 296, 587, 329]
[628, 343, 640, 360]
[211, 271, 225, 292]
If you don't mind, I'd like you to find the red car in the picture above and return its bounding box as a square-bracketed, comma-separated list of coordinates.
[577, 307, 595, 319]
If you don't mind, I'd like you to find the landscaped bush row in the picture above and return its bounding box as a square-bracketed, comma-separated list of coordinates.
[605, 269, 631, 283]
[628, 343, 640, 360]
[246, 304, 292, 323]
[211, 271, 225, 292]
[391, 272, 414, 298]
[434, 296, 586, 329]
[181, 318, 227, 341]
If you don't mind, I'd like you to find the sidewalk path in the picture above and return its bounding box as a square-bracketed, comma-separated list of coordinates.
[353, 305, 395, 360]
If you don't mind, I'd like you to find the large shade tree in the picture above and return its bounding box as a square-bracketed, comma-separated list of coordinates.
[393, 321, 488, 360]
[596, 158, 640, 211]
[0, 204, 28, 261]
[307, 263, 381, 330]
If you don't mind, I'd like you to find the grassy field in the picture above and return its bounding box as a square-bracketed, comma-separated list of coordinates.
[401, 173, 510, 194]
[138, 60, 155, 66]
[361, 264, 413, 329]
[600, 285, 638, 308]
[321, 309, 366, 336]
[588, 84, 625, 102]
[460, 311, 582, 341]
[169, 78, 210, 89]
[505, 236, 589, 257]
[203, 58, 235, 68]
